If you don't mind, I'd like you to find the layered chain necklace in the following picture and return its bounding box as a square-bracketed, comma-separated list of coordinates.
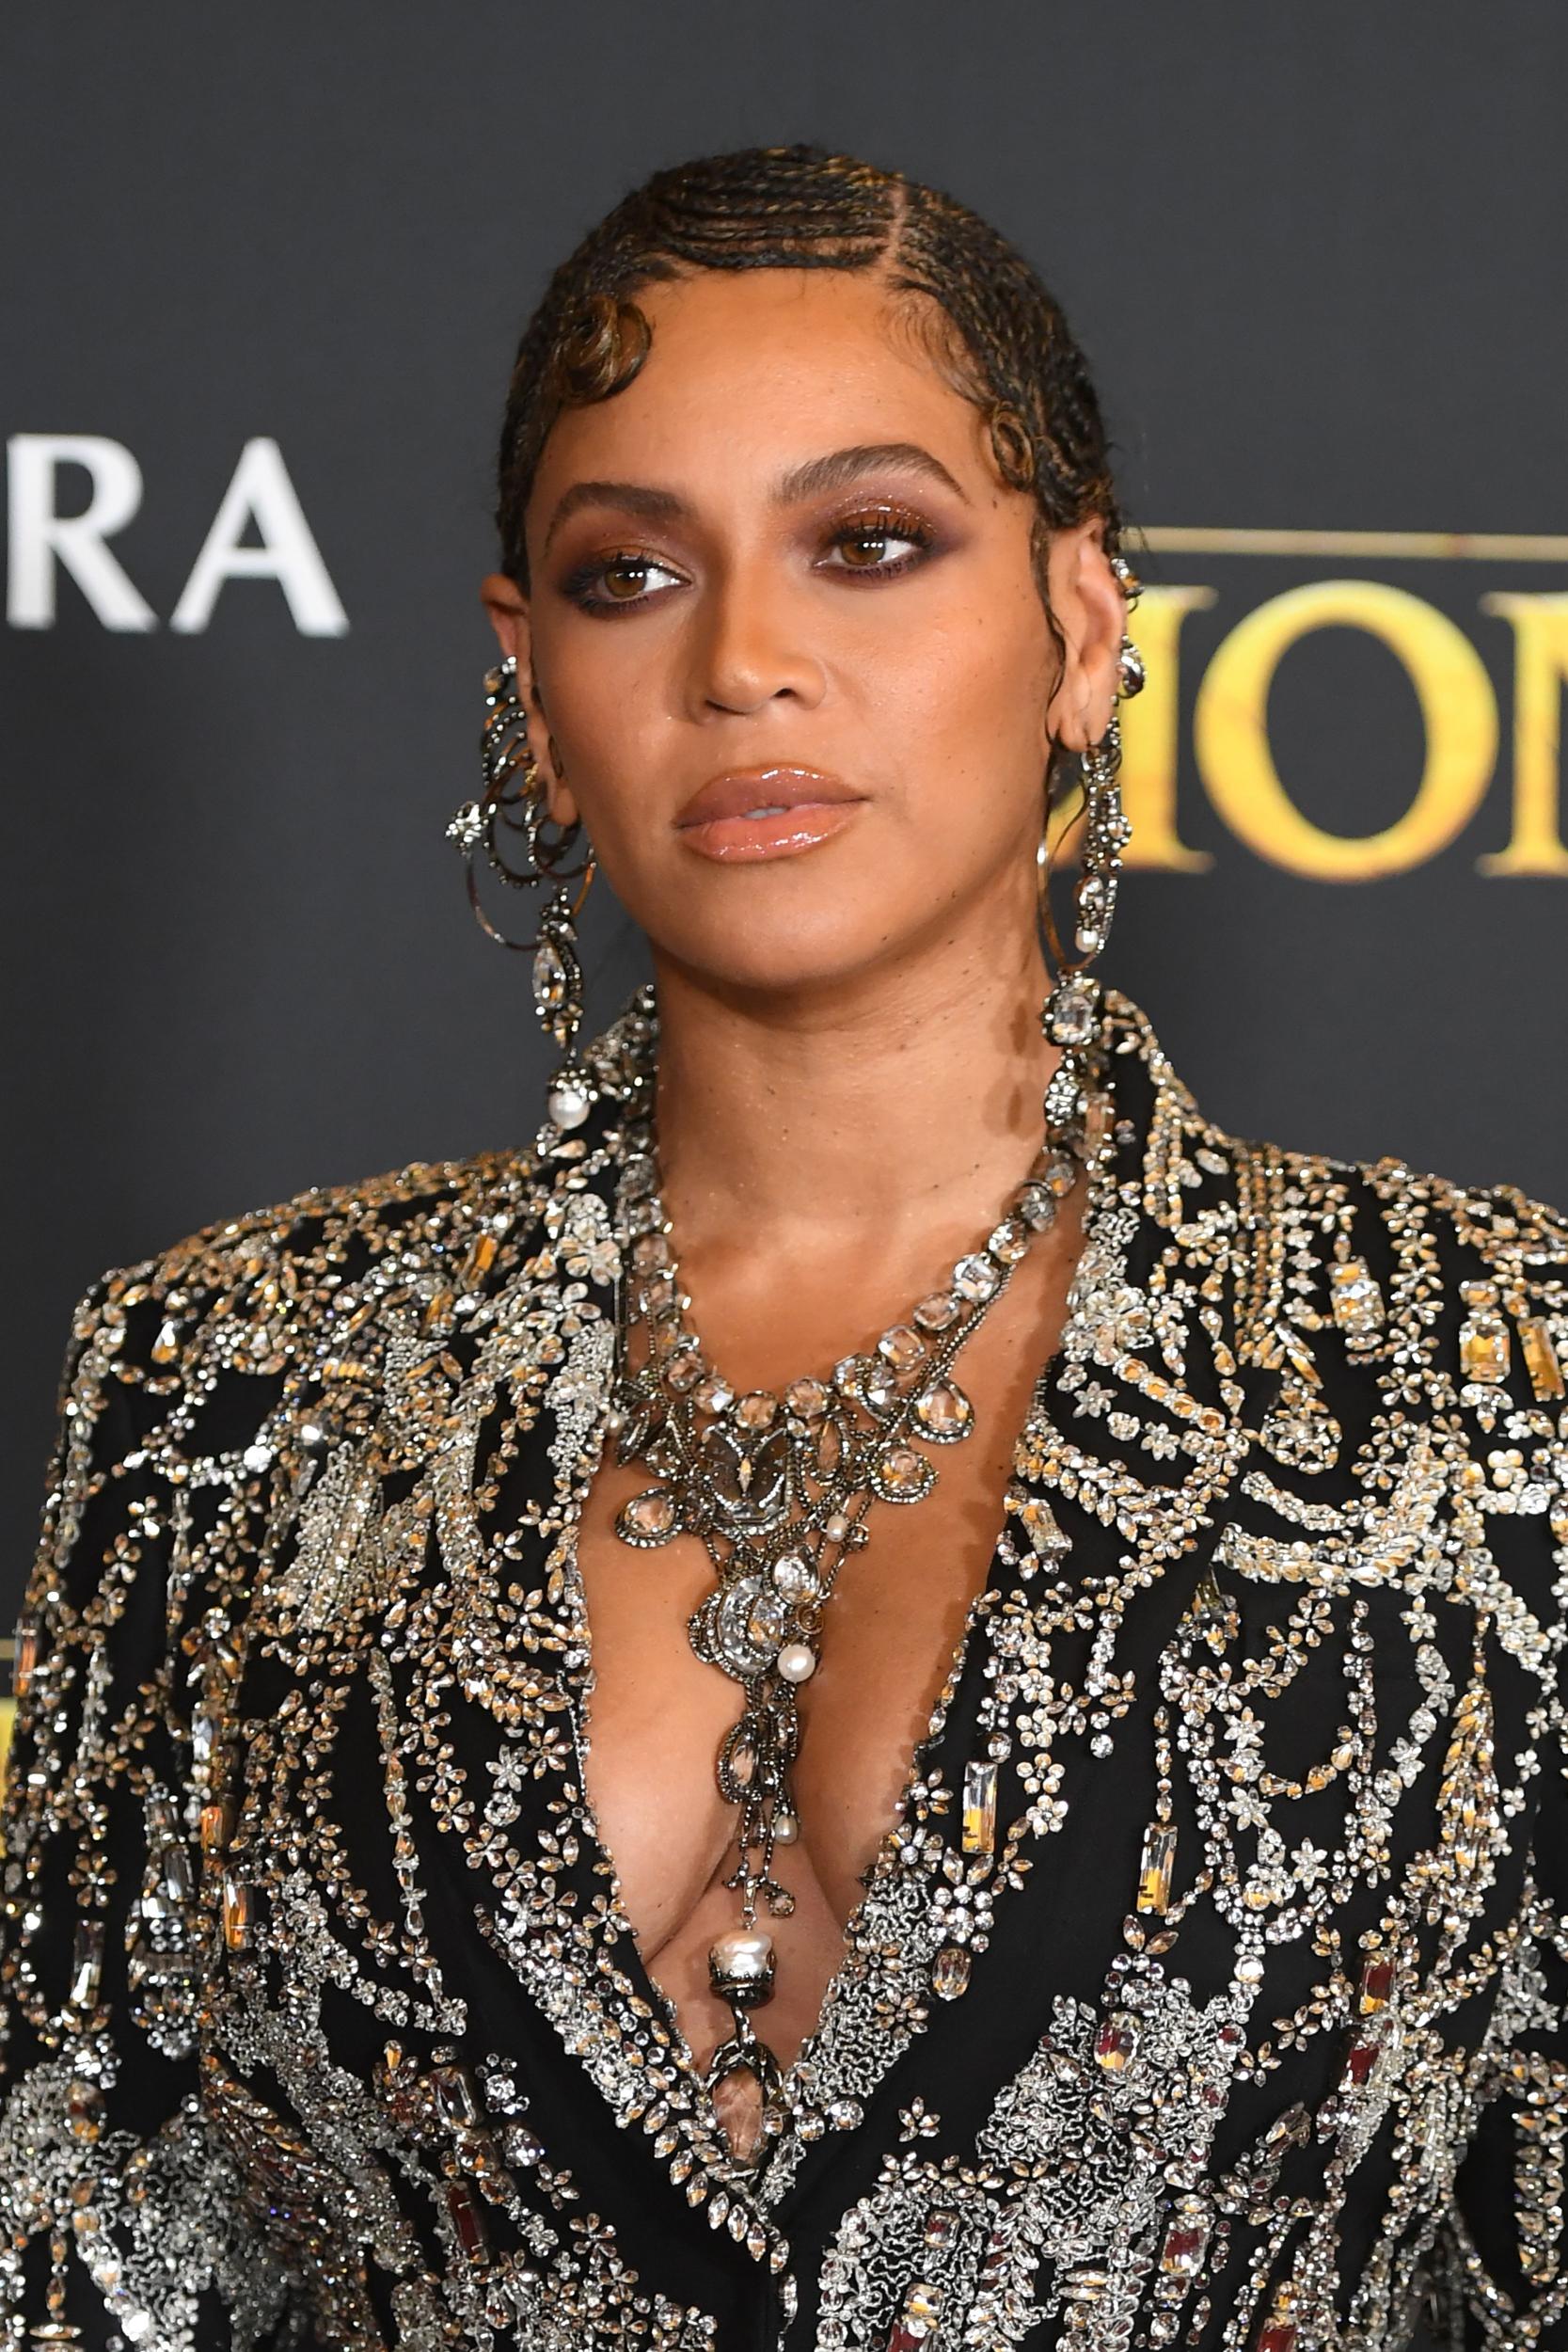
[607, 1066, 1088, 2155]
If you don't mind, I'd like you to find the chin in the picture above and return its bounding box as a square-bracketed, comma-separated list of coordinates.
[632, 841, 974, 1004]
[654, 900, 912, 1004]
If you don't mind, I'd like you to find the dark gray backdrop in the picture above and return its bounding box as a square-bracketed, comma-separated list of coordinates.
[5, 3, 1566, 1618]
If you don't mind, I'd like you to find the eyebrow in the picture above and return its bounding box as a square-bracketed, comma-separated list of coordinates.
[540, 441, 968, 555]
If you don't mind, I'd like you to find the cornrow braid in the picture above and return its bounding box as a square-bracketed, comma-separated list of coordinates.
[494, 142, 1127, 639]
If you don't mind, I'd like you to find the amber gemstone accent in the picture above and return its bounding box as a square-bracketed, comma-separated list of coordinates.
[961, 1759, 998, 1855]
[1520, 1317, 1565, 1401]
[221, 1874, 253, 1951]
[462, 1230, 499, 1285]
[1460, 1302, 1511, 1386]
[150, 1317, 181, 1364]
[1328, 1256, 1383, 1336]
[199, 1799, 235, 1856]
[1136, 1823, 1178, 1915]
[14, 1617, 38, 1698]
[66, 2074, 103, 2143]
[932, 1945, 971, 2000]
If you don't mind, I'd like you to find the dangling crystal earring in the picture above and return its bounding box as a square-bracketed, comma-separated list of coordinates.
[1037, 557, 1145, 1150]
[446, 654, 598, 1134]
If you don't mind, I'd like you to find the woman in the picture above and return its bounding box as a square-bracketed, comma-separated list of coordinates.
[2, 144, 1564, 2352]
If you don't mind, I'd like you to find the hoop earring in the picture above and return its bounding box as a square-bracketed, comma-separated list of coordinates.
[446, 654, 598, 1132]
[1037, 584, 1145, 1152]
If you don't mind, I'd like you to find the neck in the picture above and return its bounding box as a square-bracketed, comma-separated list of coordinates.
[646, 913, 1061, 1264]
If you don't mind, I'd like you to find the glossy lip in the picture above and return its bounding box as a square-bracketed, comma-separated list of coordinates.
[674, 766, 866, 864]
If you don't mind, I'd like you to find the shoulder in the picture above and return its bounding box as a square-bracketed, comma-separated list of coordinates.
[1265, 1136, 1568, 1339]
[62, 1141, 553, 1395]
[1217, 1104, 1568, 1394]
[1198, 1120, 1568, 1593]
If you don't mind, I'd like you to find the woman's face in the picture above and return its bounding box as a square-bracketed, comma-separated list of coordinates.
[482, 267, 1123, 1003]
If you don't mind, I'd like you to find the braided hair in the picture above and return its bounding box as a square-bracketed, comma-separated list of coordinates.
[495, 143, 1125, 644]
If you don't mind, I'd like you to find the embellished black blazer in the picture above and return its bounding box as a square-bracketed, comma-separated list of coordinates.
[3, 990, 1566, 2352]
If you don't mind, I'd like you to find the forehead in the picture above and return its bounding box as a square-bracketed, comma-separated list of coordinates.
[531, 268, 994, 495]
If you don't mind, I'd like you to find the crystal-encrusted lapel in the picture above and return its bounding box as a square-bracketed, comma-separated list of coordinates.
[341, 986, 1259, 2245]
[16, 977, 1567, 2350]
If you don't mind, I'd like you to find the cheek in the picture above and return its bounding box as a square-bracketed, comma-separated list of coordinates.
[879, 597, 1052, 843]
[531, 624, 672, 833]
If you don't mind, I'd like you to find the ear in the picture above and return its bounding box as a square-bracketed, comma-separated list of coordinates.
[1040, 520, 1125, 755]
[477, 571, 581, 830]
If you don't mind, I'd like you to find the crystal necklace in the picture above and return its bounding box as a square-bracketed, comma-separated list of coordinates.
[606, 1099, 1083, 2157]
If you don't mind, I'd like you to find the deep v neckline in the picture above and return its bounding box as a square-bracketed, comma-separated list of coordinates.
[553, 1138, 1115, 2181]
[561, 1445, 1030, 2177]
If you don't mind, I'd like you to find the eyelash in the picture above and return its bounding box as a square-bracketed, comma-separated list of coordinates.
[559, 505, 940, 617]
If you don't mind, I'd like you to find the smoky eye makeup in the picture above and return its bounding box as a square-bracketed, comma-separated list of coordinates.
[813, 501, 942, 580]
[552, 487, 957, 615]
[556, 546, 689, 616]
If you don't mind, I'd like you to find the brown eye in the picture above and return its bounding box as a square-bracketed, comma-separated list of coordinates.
[602, 558, 653, 600]
[561, 548, 685, 615]
[820, 513, 935, 579]
[840, 529, 895, 569]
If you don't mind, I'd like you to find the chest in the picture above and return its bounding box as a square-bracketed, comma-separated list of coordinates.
[568, 1248, 1065, 2070]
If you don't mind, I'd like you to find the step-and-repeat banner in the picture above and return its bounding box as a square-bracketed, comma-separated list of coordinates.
[4, 7, 1565, 1738]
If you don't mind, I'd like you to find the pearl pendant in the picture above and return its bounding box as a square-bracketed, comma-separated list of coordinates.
[710, 1928, 775, 1975]
[547, 1075, 592, 1130]
[708, 1927, 777, 2008]
[777, 1642, 816, 1684]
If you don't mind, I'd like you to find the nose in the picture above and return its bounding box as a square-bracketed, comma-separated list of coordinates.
[683, 558, 826, 719]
